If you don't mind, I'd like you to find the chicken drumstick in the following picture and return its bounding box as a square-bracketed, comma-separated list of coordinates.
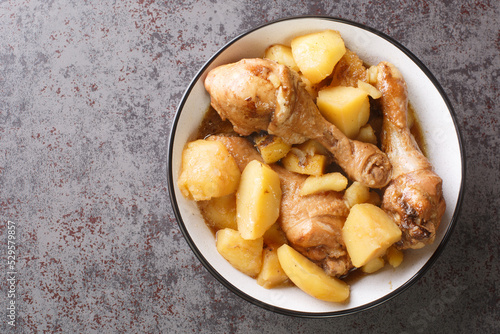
[205, 58, 392, 188]
[375, 62, 446, 249]
[208, 134, 352, 277]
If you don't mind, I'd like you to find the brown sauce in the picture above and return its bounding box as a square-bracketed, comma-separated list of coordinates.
[408, 103, 428, 157]
[368, 99, 427, 157]
[341, 268, 368, 285]
[196, 106, 235, 140]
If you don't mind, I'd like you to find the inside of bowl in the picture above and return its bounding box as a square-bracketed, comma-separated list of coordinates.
[170, 17, 463, 316]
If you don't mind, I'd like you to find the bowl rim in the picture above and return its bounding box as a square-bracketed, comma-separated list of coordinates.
[167, 15, 466, 318]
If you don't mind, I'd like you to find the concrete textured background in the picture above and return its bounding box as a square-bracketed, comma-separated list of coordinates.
[0, 1, 498, 333]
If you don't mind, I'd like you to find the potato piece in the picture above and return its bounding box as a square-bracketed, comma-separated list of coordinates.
[355, 123, 377, 145]
[198, 194, 237, 231]
[367, 65, 378, 84]
[296, 139, 330, 157]
[386, 246, 404, 268]
[361, 257, 385, 274]
[300, 172, 348, 196]
[317, 86, 370, 138]
[282, 149, 326, 176]
[263, 222, 288, 247]
[277, 244, 350, 302]
[344, 181, 371, 208]
[254, 134, 292, 164]
[237, 160, 282, 240]
[342, 203, 402, 268]
[257, 247, 289, 289]
[357, 80, 382, 99]
[216, 228, 263, 277]
[291, 30, 346, 84]
[178, 139, 241, 201]
[264, 44, 299, 72]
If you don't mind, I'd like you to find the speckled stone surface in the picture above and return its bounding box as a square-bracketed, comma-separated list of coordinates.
[0, 1, 498, 333]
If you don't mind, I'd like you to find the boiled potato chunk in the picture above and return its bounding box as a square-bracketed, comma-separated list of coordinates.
[361, 257, 385, 274]
[254, 134, 292, 164]
[355, 123, 377, 145]
[386, 246, 404, 268]
[216, 228, 263, 277]
[263, 222, 288, 247]
[342, 203, 402, 268]
[291, 30, 346, 84]
[178, 139, 240, 201]
[198, 194, 237, 231]
[264, 44, 299, 72]
[300, 172, 348, 196]
[367, 65, 378, 84]
[296, 139, 330, 157]
[257, 247, 289, 289]
[344, 181, 371, 208]
[317, 86, 370, 138]
[237, 160, 282, 240]
[282, 149, 326, 176]
[277, 244, 350, 302]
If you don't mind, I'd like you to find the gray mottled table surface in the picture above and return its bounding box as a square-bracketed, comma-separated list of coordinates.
[1, 1, 498, 333]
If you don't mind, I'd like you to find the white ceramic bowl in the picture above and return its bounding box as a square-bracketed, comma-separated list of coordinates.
[167, 16, 465, 317]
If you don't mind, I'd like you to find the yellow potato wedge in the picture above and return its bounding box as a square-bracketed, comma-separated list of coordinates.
[277, 244, 350, 302]
[361, 257, 385, 274]
[198, 194, 237, 231]
[344, 181, 371, 208]
[282, 149, 326, 176]
[317, 85, 370, 138]
[178, 139, 240, 201]
[237, 160, 282, 240]
[263, 222, 288, 247]
[291, 30, 346, 84]
[257, 247, 289, 289]
[216, 228, 263, 277]
[299, 172, 348, 196]
[355, 123, 377, 145]
[342, 203, 402, 268]
[367, 65, 378, 84]
[296, 139, 330, 157]
[254, 133, 292, 164]
[386, 246, 404, 268]
[264, 44, 299, 72]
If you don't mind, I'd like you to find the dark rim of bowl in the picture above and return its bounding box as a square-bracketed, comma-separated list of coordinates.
[167, 15, 466, 318]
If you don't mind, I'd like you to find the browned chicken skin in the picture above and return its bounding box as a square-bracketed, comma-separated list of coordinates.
[208, 134, 352, 277]
[276, 166, 352, 276]
[375, 62, 446, 249]
[205, 58, 392, 188]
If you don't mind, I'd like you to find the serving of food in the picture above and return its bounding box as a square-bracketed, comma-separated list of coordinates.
[168, 17, 464, 316]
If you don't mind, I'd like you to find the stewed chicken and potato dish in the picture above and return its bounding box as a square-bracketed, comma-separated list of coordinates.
[177, 30, 445, 302]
